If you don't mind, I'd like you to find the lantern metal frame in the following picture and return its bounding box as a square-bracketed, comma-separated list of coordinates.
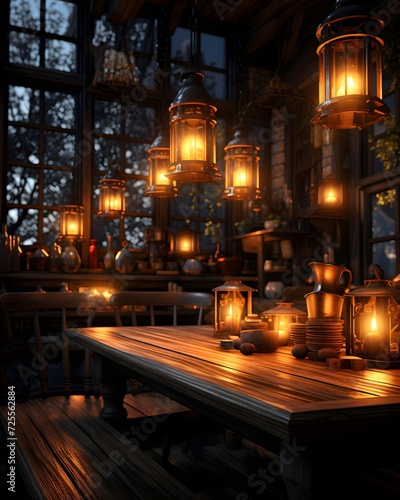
[145, 125, 179, 198]
[59, 205, 84, 242]
[222, 123, 261, 201]
[212, 280, 257, 338]
[97, 162, 126, 219]
[311, 0, 389, 130]
[344, 278, 400, 368]
[167, 71, 221, 183]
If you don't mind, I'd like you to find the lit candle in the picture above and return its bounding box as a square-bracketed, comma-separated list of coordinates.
[181, 133, 205, 160]
[324, 190, 337, 203]
[232, 162, 247, 186]
[363, 313, 381, 354]
[336, 75, 359, 96]
[180, 239, 190, 252]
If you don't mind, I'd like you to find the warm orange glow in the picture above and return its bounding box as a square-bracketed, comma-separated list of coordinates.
[232, 167, 247, 186]
[180, 239, 191, 252]
[181, 133, 205, 161]
[325, 190, 337, 203]
[370, 314, 378, 333]
[155, 169, 168, 185]
[336, 75, 360, 96]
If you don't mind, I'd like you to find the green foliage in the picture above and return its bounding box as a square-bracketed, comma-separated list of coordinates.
[368, 117, 400, 172]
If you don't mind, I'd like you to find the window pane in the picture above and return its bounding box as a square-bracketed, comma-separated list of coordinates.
[125, 106, 155, 138]
[45, 0, 77, 36]
[45, 91, 75, 128]
[124, 216, 152, 249]
[9, 86, 40, 124]
[171, 28, 191, 62]
[45, 39, 76, 71]
[44, 131, 76, 167]
[8, 127, 39, 163]
[201, 33, 226, 69]
[125, 179, 151, 212]
[202, 70, 226, 100]
[43, 209, 60, 246]
[94, 100, 122, 134]
[43, 169, 75, 205]
[9, 32, 40, 66]
[372, 189, 396, 238]
[6, 166, 39, 205]
[125, 143, 149, 176]
[372, 241, 396, 278]
[10, 0, 40, 30]
[7, 208, 39, 246]
[94, 138, 121, 170]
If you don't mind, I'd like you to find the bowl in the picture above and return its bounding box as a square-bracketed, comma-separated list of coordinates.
[240, 329, 279, 352]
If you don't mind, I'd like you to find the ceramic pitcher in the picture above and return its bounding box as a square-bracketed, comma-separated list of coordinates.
[308, 262, 352, 295]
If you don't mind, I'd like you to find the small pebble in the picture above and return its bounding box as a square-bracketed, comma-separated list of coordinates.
[317, 348, 339, 361]
[240, 342, 256, 355]
[292, 344, 309, 359]
[233, 338, 242, 350]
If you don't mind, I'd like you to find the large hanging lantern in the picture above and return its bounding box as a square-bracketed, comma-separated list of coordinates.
[222, 124, 261, 201]
[98, 162, 126, 219]
[167, 71, 221, 183]
[311, 0, 389, 130]
[145, 125, 178, 198]
[59, 205, 84, 241]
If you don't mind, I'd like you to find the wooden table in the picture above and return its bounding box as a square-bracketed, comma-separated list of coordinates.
[65, 325, 400, 500]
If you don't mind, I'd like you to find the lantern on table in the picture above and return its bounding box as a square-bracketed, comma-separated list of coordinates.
[261, 302, 307, 346]
[212, 280, 257, 338]
[344, 270, 400, 368]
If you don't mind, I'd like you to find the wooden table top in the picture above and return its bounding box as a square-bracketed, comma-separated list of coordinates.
[65, 325, 400, 447]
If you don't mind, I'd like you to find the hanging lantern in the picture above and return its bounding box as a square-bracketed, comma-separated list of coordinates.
[167, 71, 221, 182]
[213, 280, 257, 338]
[98, 162, 126, 219]
[317, 175, 344, 210]
[261, 302, 307, 346]
[59, 205, 84, 241]
[311, 0, 389, 129]
[344, 268, 400, 368]
[222, 124, 261, 200]
[145, 125, 179, 198]
[171, 226, 199, 258]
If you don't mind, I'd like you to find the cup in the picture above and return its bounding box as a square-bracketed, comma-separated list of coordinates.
[264, 260, 273, 271]
[305, 291, 344, 319]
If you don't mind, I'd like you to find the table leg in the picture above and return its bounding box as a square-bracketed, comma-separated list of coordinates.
[95, 356, 127, 423]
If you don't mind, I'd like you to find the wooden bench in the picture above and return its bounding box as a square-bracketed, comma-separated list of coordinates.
[0, 394, 198, 500]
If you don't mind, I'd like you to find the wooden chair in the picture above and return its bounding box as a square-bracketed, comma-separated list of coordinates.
[0, 291, 105, 399]
[110, 290, 214, 327]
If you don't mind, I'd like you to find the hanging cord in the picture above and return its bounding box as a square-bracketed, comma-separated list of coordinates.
[190, 0, 198, 68]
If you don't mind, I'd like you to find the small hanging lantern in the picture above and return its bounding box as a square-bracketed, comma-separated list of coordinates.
[317, 175, 344, 211]
[171, 226, 199, 258]
[213, 280, 257, 338]
[344, 266, 400, 368]
[261, 302, 307, 346]
[98, 162, 126, 219]
[167, 71, 221, 183]
[311, 0, 389, 129]
[59, 205, 84, 241]
[222, 124, 261, 201]
[145, 125, 179, 198]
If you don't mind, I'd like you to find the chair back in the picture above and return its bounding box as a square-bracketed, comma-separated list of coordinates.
[0, 291, 105, 398]
[110, 291, 214, 327]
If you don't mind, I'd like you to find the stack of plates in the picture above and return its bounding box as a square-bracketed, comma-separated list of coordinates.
[306, 318, 344, 360]
[289, 323, 307, 345]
